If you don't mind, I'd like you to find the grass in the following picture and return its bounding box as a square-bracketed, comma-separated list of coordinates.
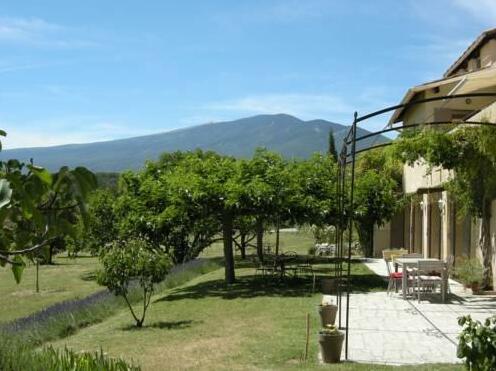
[49, 258, 458, 370]
[3, 230, 461, 370]
[0, 254, 101, 323]
[3, 258, 222, 347]
[200, 228, 316, 259]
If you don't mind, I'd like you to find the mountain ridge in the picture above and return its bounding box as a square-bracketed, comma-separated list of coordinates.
[0, 114, 389, 172]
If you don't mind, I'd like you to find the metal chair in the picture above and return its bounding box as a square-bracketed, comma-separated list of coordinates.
[415, 260, 445, 303]
[383, 251, 403, 295]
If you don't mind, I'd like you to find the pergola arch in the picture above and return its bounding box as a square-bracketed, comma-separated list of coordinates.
[334, 92, 496, 360]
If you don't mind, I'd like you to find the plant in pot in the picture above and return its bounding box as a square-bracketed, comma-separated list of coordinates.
[454, 258, 483, 294]
[318, 297, 338, 326]
[318, 324, 344, 363]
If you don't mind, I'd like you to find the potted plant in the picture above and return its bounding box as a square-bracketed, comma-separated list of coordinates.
[454, 258, 483, 294]
[318, 324, 344, 363]
[318, 298, 338, 326]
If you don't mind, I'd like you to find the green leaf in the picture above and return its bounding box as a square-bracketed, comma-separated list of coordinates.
[30, 167, 53, 186]
[0, 179, 12, 209]
[11, 255, 26, 284]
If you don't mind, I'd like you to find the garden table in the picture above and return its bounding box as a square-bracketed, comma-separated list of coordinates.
[395, 258, 447, 302]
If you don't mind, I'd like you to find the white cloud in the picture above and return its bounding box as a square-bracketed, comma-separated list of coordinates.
[0, 16, 97, 48]
[203, 93, 353, 121]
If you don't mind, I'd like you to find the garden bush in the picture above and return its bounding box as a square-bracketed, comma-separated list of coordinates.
[457, 315, 496, 371]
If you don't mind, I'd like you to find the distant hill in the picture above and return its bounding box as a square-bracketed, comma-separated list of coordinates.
[1, 114, 389, 172]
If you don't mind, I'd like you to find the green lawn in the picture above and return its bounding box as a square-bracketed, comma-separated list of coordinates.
[1, 230, 461, 370]
[49, 260, 458, 370]
[0, 254, 100, 323]
[201, 228, 316, 259]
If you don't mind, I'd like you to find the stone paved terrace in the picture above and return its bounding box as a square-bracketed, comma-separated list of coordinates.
[330, 258, 496, 365]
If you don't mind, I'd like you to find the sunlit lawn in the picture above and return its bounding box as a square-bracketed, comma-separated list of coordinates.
[0, 254, 100, 323]
[2, 230, 459, 370]
[49, 261, 459, 370]
[200, 228, 316, 259]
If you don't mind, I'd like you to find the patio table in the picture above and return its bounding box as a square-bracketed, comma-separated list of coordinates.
[395, 258, 447, 302]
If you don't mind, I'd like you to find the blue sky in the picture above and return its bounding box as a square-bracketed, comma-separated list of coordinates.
[0, 0, 494, 148]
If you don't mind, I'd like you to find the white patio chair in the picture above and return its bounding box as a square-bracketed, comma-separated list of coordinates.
[416, 260, 445, 303]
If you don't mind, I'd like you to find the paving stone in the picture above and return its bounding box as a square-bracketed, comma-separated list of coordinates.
[337, 260, 496, 365]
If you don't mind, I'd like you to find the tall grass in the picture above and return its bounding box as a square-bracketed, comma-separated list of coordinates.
[0, 336, 139, 371]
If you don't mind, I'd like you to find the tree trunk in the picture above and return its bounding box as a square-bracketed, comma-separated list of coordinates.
[223, 211, 236, 284]
[357, 222, 374, 258]
[239, 233, 246, 260]
[275, 217, 280, 256]
[479, 199, 493, 290]
[256, 218, 264, 263]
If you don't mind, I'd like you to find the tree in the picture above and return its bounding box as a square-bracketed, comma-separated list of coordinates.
[353, 149, 403, 257]
[232, 216, 257, 260]
[0, 157, 97, 282]
[85, 189, 119, 254]
[393, 125, 496, 289]
[97, 238, 171, 327]
[166, 151, 241, 283]
[328, 130, 338, 162]
[115, 151, 221, 265]
[288, 153, 339, 228]
[239, 149, 291, 259]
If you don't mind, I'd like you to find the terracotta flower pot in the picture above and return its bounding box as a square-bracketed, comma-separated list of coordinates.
[319, 331, 344, 363]
[471, 282, 480, 294]
[318, 304, 338, 327]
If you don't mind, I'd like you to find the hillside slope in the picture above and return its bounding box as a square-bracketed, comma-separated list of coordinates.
[1, 114, 389, 172]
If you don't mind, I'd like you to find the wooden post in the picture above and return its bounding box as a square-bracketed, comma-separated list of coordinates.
[36, 260, 39, 293]
[304, 313, 310, 362]
[409, 199, 415, 253]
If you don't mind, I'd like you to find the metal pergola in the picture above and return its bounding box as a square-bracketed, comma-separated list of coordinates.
[333, 92, 496, 360]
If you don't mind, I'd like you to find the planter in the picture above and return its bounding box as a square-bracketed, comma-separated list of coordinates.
[319, 330, 344, 363]
[321, 278, 337, 294]
[470, 282, 481, 294]
[318, 304, 338, 327]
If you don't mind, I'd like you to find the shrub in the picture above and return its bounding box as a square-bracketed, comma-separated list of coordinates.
[98, 238, 171, 327]
[454, 258, 484, 286]
[457, 315, 496, 371]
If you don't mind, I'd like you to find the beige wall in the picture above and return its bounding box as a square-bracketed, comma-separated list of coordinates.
[403, 161, 453, 194]
[470, 100, 496, 122]
[480, 39, 496, 69]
